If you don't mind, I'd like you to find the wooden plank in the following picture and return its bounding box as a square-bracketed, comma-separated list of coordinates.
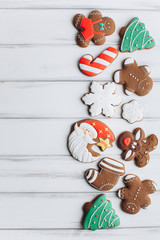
[0, 10, 159, 45]
[0, 82, 159, 118]
[0, 118, 159, 156]
[0, 192, 158, 228]
[0, 45, 159, 81]
[0, 0, 159, 10]
[0, 155, 158, 192]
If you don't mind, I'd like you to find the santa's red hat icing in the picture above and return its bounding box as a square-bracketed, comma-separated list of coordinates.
[80, 120, 115, 140]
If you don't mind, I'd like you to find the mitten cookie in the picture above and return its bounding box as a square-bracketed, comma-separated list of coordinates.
[117, 128, 158, 167]
[120, 17, 155, 52]
[114, 58, 153, 96]
[73, 10, 115, 48]
[79, 47, 118, 76]
[83, 194, 120, 230]
[118, 174, 157, 214]
[85, 157, 125, 191]
[68, 119, 115, 163]
[82, 82, 122, 117]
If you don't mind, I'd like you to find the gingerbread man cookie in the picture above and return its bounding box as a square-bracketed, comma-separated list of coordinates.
[73, 10, 115, 48]
[117, 128, 158, 167]
[118, 174, 157, 214]
[68, 119, 115, 163]
[114, 58, 153, 96]
[120, 17, 155, 52]
[85, 157, 125, 191]
[83, 194, 120, 230]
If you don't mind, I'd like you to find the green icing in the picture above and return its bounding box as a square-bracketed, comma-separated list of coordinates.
[83, 195, 120, 231]
[121, 17, 155, 52]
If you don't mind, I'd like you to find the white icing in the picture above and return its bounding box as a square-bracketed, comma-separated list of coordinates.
[86, 170, 92, 179]
[143, 65, 151, 74]
[114, 71, 120, 83]
[125, 89, 133, 96]
[100, 161, 124, 173]
[124, 150, 132, 160]
[88, 170, 98, 183]
[124, 57, 134, 65]
[68, 124, 98, 163]
[151, 181, 157, 190]
[117, 189, 122, 198]
[82, 82, 122, 117]
[135, 129, 141, 140]
[125, 174, 136, 180]
[80, 122, 97, 138]
[103, 158, 124, 168]
[122, 100, 144, 124]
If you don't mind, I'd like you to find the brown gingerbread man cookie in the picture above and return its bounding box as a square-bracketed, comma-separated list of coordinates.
[85, 157, 125, 191]
[73, 10, 115, 48]
[114, 58, 153, 96]
[117, 128, 158, 167]
[118, 174, 157, 214]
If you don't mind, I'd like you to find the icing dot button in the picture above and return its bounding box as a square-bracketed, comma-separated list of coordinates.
[95, 215, 98, 217]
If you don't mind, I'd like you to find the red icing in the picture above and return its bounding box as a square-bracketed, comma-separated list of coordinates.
[123, 137, 131, 146]
[80, 18, 105, 40]
[101, 199, 103, 201]
[95, 215, 98, 217]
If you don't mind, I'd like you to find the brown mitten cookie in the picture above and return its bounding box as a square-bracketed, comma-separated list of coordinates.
[114, 58, 153, 96]
[68, 119, 115, 163]
[73, 10, 115, 48]
[118, 174, 157, 214]
[85, 157, 125, 191]
[117, 128, 158, 167]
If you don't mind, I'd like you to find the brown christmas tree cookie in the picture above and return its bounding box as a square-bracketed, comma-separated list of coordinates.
[68, 119, 115, 163]
[85, 157, 125, 191]
[114, 58, 153, 96]
[118, 174, 157, 214]
[117, 128, 158, 167]
[73, 10, 115, 48]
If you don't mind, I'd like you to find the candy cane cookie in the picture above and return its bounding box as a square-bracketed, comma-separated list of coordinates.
[79, 47, 118, 76]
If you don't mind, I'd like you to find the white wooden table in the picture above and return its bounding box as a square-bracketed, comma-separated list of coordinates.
[0, 0, 159, 239]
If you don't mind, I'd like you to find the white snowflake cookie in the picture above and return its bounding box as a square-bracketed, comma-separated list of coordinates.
[122, 100, 144, 124]
[82, 82, 122, 117]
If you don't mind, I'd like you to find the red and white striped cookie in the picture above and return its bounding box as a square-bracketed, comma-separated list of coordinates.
[79, 47, 118, 76]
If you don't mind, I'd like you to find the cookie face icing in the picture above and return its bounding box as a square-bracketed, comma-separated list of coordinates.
[118, 174, 157, 214]
[120, 17, 155, 52]
[73, 10, 115, 48]
[114, 58, 153, 96]
[117, 128, 158, 167]
[83, 194, 120, 230]
[85, 157, 125, 191]
[68, 119, 115, 163]
[79, 47, 118, 76]
[122, 100, 144, 123]
[82, 82, 122, 117]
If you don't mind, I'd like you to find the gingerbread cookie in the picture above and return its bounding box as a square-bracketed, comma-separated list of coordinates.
[73, 10, 115, 48]
[79, 47, 118, 76]
[120, 17, 155, 52]
[122, 100, 144, 124]
[85, 157, 125, 191]
[68, 119, 115, 163]
[118, 174, 157, 214]
[83, 194, 120, 230]
[114, 58, 153, 96]
[82, 82, 122, 117]
[117, 128, 158, 167]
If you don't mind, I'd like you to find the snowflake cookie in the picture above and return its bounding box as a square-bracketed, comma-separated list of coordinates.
[122, 100, 144, 124]
[82, 82, 122, 117]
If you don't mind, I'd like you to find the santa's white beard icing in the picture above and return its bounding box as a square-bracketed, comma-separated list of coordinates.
[68, 124, 99, 163]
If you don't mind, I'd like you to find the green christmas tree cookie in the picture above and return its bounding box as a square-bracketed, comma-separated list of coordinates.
[120, 17, 155, 52]
[83, 194, 120, 231]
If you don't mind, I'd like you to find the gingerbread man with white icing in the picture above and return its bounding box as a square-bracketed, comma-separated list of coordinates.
[73, 10, 115, 48]
[118, 174, 157, 214]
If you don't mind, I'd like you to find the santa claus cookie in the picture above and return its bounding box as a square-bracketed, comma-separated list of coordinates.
[85, 157, 125, 191]
[117, 128, 158, 167]
[82, 82, 122, 117]
[83, 194, 120, 231]
[68, 119, 115, 163]
[114, 58, 153, 96]
[118, 174, 157, 214]
[73, 10, 115, 48]
[120, 17, 155, 52]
